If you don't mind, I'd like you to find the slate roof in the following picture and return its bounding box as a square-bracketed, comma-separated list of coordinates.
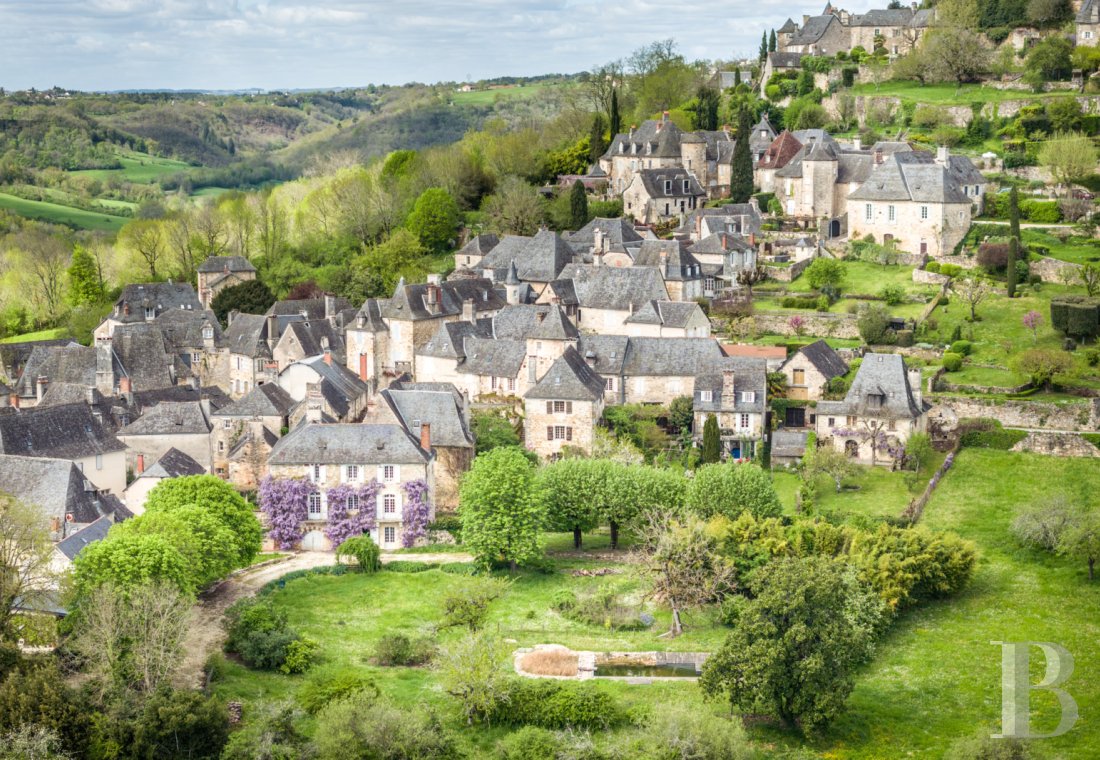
[561, 264, 670, 313]
[778, 17, 798, 33]
[767, 52, 804, 69]
[758, 130, 803, 171]
[543, 278, 578, 306]
[456, 233, 500, 258]
[576, 335, 630, 375]
[266, 297, 351, 319]
[138, 447, 207, 479]
[118, 401, 211, 436]
[154, 308, 222, 350]
[634, 168, 706, 199]
[490, 305, 553, 340]
[0, 403, 125, 459]
[111, 283, 202, 323]
[476, 229, 576, 283]
[848, 150, 973, 204]
[223, 313, 272, 359]
[693, 358, 769, 414]
[771, 429, 808, 459]
[676, 205, 763, 238]
[633, 240, 703, 281]
[419, 318, 494, 359]
[112, 323, 175, 391]
[787, 14, 838, 46]
[0, 454, 121, 523]
[55, 515, 115, 561]
[458, 338, 527, 378]
[198, 256, 256, 274]
[350, 299, 388, 332]
[383, 389, 474, 448]
[564, 217, 645, 250]
[850, 8, 917, 26]
[15, 344, 101, 397]
[280, 319, 345, 359]
[213, 383, 297, 418]
[624, 300, 704, 328]
[603, 118, 686, 159]
[528, 304, 580, 341]
[525, 347, 606, 401]
[268, 423, 429, 466]
[299, 356, 369, 420]
[816, 353, 923, 419]
[690, 231, 755, 256]
[383, 277, 504, 321]
[0, 339, 75, 380]
[790, 339, 849, 380]
[749, 114, 778, 153]
[620, 337, 725, 377]
[1079, 0, 1100, 23]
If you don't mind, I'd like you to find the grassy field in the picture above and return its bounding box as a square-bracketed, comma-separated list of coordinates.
[754, 262, 937, 319]
[0, 192, 129, 232]
[1023, 229, 1100, 266]
[0, 327, 68, 344]
[70, 152, 191, 184]
[449, 82, 562, 106]
[848, 80, 1057, 105]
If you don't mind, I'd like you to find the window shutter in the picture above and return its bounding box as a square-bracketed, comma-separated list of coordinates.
[376, 466, 385, 483]
[547, 426, 554, 441]
[566, 401, 573, 414]
[566, 427, 573, 442]
[546, 401, 553, 414]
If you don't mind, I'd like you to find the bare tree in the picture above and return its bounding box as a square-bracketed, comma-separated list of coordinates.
[809, 445, 858, 493]
[0, 493, 57, 640]
[120, 219, 166, 279]
[165, 212, 200, 283]
[9, 230, 70, 320]
[580, 59, 625, 119]
[951, 275, 993, 320]
[736, 266, 766, 297]
[192, 204, 228, 259]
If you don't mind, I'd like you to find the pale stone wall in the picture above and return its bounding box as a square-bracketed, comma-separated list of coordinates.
[433, 446, 474, 509]
[1011, 431, 1100, 458]
[118, 432, 212, 474]
[76, 449, 127, 496]
[750, 312, 862, 339]
[815, 414, 924, 465]
[345, 327, 389, 386]
[623, 374, 696, 404]
[781, 353, 834, 401]
[912, 268, 951, 286]
[930, 397, 1100, 432]
[1030, 256, 1082, 284]
[577, 307, 632, 334]
[524, 398, 602, 459]
[848, 199, 972, 258]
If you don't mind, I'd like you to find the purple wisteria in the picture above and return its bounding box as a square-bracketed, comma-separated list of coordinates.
[401, 479, 432, 548]
[259, 475, 312, 549]
[325, 480, 381, 547]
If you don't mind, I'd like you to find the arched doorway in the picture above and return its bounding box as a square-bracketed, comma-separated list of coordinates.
[829, 219, 841, 238]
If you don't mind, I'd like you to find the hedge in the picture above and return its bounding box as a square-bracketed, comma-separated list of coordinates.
[1051, 296, 1100, 340]
[488, 679, 628, 730]
[958, 419, 1027, 450]
[383, 561, 440, 573]
[1019, 199, 1062, 224]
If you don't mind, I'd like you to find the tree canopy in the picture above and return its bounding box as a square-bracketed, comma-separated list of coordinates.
[459, 448, 543, 570]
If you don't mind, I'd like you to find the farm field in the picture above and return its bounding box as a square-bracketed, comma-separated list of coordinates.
[449, 82, 563, 106]
[0, 192, 129, 232]
[70, 151, 192, 184]
[0, 326, 68, 343]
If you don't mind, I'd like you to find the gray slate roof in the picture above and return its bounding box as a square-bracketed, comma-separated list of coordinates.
[816, 353, 923, 420]
[384, 389, 473, 449]
[790, 339, 848, 380]
[266, 297, 351, 319]
[55, 515, 115, 561]
[767, 51, 804, 69]
[300, 356, 369, 420]
[788, 14, 838, 45]
[213, 383, 297, 418]
[528, 304, 580, 341]
[624, 301, 704, 328]
[1079, 0, 1100, 23]
[118, 400, 211, 436]
[693, 358, 769, 414]
[138, 447, 206, 479]
[0, 455, 122, 523]
[635, 168, 706, 199]
[112, 283, 202, 323]
[223, 313, 272, 359]
[564, 218, 644, 250]
[456, 234, 500, 258]
[555, 265, 669, 312]
[280, 319, 345, 359]
[476, 229, 576, 283]
[351, 299, 388, 332]
[604, 118, 686, 159]
[577, 335, 630, 375]
[458, 337, 527, 378]
[0, 403, 125, 459]
[198, 256, 256, 274]
[525, 347, 606, 402]
[383, 277, 505, 321]
[621, 337, 724, 377]
[268, 423, 429, 466]
[848, 150, 976, 204]
[112, 323, 175, 391]
[633, 240, 703, 281]
[419, 319, 494, 359]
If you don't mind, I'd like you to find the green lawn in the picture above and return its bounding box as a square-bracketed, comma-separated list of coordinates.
[754, 262, 936, 320]
[70, 152, 191, 184]
[0, 192, 128, 232]
[848, 80, 1057, 105]
[0, 327, 69, 344]
[945, 363, 1024, 388]
[1023, 229, 1100, 266]
[449, 82, 561, 106]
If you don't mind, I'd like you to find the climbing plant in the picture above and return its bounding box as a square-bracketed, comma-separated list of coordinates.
[325, 481, 382, 547]
[401, 479, 432, 548]
[258, 476, 313, 549]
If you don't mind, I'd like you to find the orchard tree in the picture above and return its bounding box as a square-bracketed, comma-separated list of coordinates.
[1023, 310, 1043, 341]
[804, 258, 846, 291]
[1080, 263, 1100, 297]
[807, 446, 857, 493]
[437, 630, 511, 725]
[687, 462, 782, 520]
[1012, 348, 1073, 390]
[406, 188, 460, 252]
[210, 278, 274, 326]
[538, 459, 603, 548]
[1058, 510, 1100, 581]
[1039, 132, 1098, 188]
[951, 276, 992, 321]
[459, 447, 543, 570]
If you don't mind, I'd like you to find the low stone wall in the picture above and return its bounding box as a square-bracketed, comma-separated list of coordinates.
[763, 257, 812, 283]
[913, 269, 951, 286]
[752, 311, 861, 339]
[930, 397, 1100, 432]
[938, 379, 1031, 395]
[936, 254, 979, 270]
[1030, 256, 1081, 284]
[822, 94, 1100, 128]
[1011, 431, 1100, 458]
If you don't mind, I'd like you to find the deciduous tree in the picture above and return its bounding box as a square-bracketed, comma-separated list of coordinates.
[1039, 132, 1098, 187]
[951, 275, 992, 321]
[406, 187, 460, 253]
[459, 447, 543, 570]
[0, 494, 56, 640]
[687, 462, 781, 520]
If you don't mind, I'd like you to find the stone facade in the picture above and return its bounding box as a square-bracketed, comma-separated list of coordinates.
[930, 397, 1100, 433]
[848, 197, 972, 259]
[524, 397, 603, 459]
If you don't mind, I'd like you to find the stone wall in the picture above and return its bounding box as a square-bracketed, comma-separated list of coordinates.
[821, 94, 1100, 128]
[913, 269, 951, 286]
[752, 311, 862, 339]
[763, 257, 812, 282]
[1011, 431, 1100, 458]
[1030, 256, 1081, 284]
[929, 396, 1100, 432]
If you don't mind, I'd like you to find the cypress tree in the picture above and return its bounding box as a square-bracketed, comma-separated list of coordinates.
[1009, 186, 1021, 241]
[702, 414, 721, 464]
[729, 110, 754, 203]
[760, 32, 768, 62]
[1007, 187, 1021, 298]
[569, 180, 588, 230]
[694, 87, 720, 131]
[769, 29, 777, 52]
[609, 90, 621, 138]
[589, 113, 607, 164]
[734, 69, 742, 87]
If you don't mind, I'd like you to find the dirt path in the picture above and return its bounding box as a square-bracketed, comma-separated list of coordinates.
[176, 550, 472, 689]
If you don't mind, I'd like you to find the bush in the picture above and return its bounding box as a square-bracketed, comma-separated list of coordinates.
[553, 587, 651, 631]
[879, 284, 906, 305]
[925, 261, 941, 273]
[428, 515, 463, 544]
[688, 463, 782, 521]
[225, 597, 314, 673]
[629, 704, 755, 760]
[490, 679, 627, 730]
[959, 420, 1028, 450]
[857, 303, 894, 344]
[977, 242, 1010, 272]
[384, 560, 439, 573]
[225, 597, 287, 653]
[496, 726, 560, 760]
[781, 296, 820, 309]
[940, 263, 963, 278]
[441, 580, 506, 630]
[950, 340, 973, 356]
[373, 634, 436, 666]
[298, 671, 378, 714]
[942, 352, 964, 372]
[1020, 199, 1062, 223]
[239, 628, 300, 671]
[335, 535, 381, 572]
[816, 295, 831, 311]
[314, 692, 458, 760]
[281, 637, 319, 674]
[440, 562, 479, 576]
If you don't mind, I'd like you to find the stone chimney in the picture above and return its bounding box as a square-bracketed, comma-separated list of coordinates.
[874, 148, 883, 165]
[95, 343, 114, 396]
[0, 393, 8, 408]
[36, 376, 48, 402]
[136, 453, 145, 475]
[721, 369, 736, 408]
[8, 393, 18, 409]
[462, 297, 475, 323]
[359, 353, 370, 383]
[419, 422, 431, 452]
[119, 375, 131, 398]
[266, 313, 278, 351]
[659, 249, 669, 278]
[593, 227, 604, 254]
[853, 137, 862, 152]
[324, 294, 336, 320]
[908, 366, 923, 410]
[85, 387, 96, 405]
[227, 309, 238, 326]
[585, 351, 596, 368]
[695, 214, 703, 239]
[305, 382, 323, 423]
[936, 145, 949, 166]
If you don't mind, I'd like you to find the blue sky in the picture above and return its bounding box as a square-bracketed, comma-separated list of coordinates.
[0, 1, 823, 91]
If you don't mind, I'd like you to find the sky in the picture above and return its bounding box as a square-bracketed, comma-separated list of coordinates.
[0, 1, 824, 91]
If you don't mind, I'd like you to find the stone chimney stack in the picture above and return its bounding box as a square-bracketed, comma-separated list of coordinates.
[359, 353, 369, 383]
[36, 376, 48, 402]
[419, 422, 431, 452]
[659, 249, 669, 278]
[305, 382, 323, 423]
[936, 145, 949, 166]
[9, 393, 18, 409]
[462, 297, 476, 323]
[593, 227, 604, 255]
[853, 137, 862, 152]
[96, 343, 114, 396]
[908, 366, 923, 410]
[324, 294, 336, 320]
[266, 313, 278, 351]
[136, 453, 145, 475]
[721, 369, 736, 408]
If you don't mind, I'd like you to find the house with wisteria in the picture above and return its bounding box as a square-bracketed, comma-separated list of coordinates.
[262, 423, 434, 552]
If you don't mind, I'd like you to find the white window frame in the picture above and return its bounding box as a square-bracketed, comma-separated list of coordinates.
[383, 493, 397, 514]
[347, 493, 359, 511]
[382, 465, 396, 483]
[887, 205, 896, 223]
[865, 203, 873, 221]
[739, 413, 750, 429]
[920, 205, 929, 220]
[699, 390, 713, 402]
[345, 464, 359, 483]
[383, 526, 396, 544]
[741, 391, 755, 403]
[308, 492, 323, 517]
[605, 377, 615, 391]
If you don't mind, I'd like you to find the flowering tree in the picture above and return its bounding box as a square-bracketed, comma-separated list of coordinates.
[788, 315, 806, 336]
[401, 479, 432, 548]
[258, 476, 312, 549]
[1023, 310, 1042, 342]
[325, 480, 381, 548]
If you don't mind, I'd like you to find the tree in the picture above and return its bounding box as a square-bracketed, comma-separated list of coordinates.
[436, 630, 511, 725]
[701, 414, 721, 464]
[120, 219, 166, 279]
[568, 180, 588, 231]
[639, 514, 735, 637]
[700, 557, 884, 734]
[538, 459, 603, 548]
[1039, 133, 1098, 187]
[951, 276, 992, 321]
[73, 533, 193, 598]
[118, 506, 239, 589]
[759, 32, 768, 62]
[729, 111, 754, 203]
[687, 462, 782, 520]
[0, 494, 57, 641]
[406, 187, 460, 253]
[67, 244, 105, 306]
[1058, 510, 1100, 581]
[129, 688, 228, 760]
[1006, 237, 1019, 298]
[0, 661, 91, 753]
[769, 29, 777, 52]
[1014, 348, 1073, 390]
[1027, 0, 1073, 26]
[609, 89, 621, 137]
[736, 266, 765, 296]
[0, 724, 71, 760]
[804, 258, 846, 291]
[1025, 35, 1073, 83]
[459, 447, 543, 570]
[1013, 495, 1076, 552]
[807, 445, 857, 493]
[588, 113, 608, 164]
[1081, 263, 1100, 297]
[143, 475, 263, 567]
[483, 176, 545, 236]
[922, 27, 989, 92]
[335, 535, 381, 572]
[1023, 309, 1042, 341]
[210, 279, 274, 326]
[471, 411, 521, 453]
[668, 395, 694, 436]
[693, 86, 720, 131]
[857, 302, 893, 344]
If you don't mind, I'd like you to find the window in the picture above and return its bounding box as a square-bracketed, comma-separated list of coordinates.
[605, 377, 615, 391]
[704, 276, 716, 292]
[383, 465, 395, 482]
[920, 205, 928, 220]
[846, 415, 856, 426]
[740, 413, 750, 429]
[347, 494, 360, 511]
[345, 464, 359, 482]
[740, 391, 755, 403]
[865, 203, 873, 221]
[959, 211, 965, 221]
[310, 464, 322, 482]
[550, 400, 573, 414]
[223, 419, 232, 429]
[793, 369, 805, 385]
[95, 454, 103, 470]
[664, 180, 672, 193]
[383, 494, 396, 514]
[218, 441, 224, 453]
[202, 327, 214, 340]
[699, 390, 713, 402]
[682, 180, 690, 194]
[144, 307, 155, 320]
[308, 492, 322, 516]
[384, 527, 396, 544]
[546, 426, 573, 441]
[887, 420, 897, 431]
[887, 205, 895, 223]
[828, 417, 835, 428]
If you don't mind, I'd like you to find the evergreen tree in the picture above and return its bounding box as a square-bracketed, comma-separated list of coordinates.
[609, 90, 621, 138]
[734, 69, 742, 87]
[568, 180, 589, 230]
[1009, 186, 1021, 241]
[1007, 237, 1019, 298]
[67, 245, 104, 306]
[588, 113, 608, 164]
[693, 86, 720, 131]
[760, 32, 768, 62]
[729, 111, 754, 204]
[1007, 187, 1021, 298]
[769, 29, 777, 52]
[701, 414, 721, 464]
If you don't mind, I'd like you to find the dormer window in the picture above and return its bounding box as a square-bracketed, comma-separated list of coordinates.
[202, 327, 214, 340]
[145, 307, 155, 320]
[699, 390, 713, 402]
[741, 391, 755, 403]
[682, 180, 690, 194]
[868, 393, 885, 409]
[664, 180, 672, 194]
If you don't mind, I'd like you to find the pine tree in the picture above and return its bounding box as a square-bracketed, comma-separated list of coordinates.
[609, 90, 621, 138]
[1007, 187, 1021, 298]
[68, 245, 104, 306]
[769, 29, 777, 52]
[702, 414, 721, 464]
[729, 110, 754, 203]
[569, 180, 589, 230]
[588, 113, 607, 164]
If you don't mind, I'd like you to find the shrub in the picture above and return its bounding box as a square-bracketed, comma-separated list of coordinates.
[879, 284, 906, 305]
[490, 679, 627, 730]
[925, 261, 941, 273]
[383, 560, 439, 573]
[857, 303, 893, 344]
[440, 562, 479, 576]
[335, 535, 381, 572]
[225, 597, 288, 653]
[942, 352, 964, 372]
[629, 704, 755, 760]
[816, 295, 831, 311]
[428, 515, 463, 543]
[977, 242, 1010, 272]
[781, 296, 820, 309]
[950, 340, 973, 356]
[298, 671, 378, 714]
[959, 420, 1028, 449]
[441, 580, 506, 630]
[940, 263, 963, 278]
[496, 726, 560, 760]
[225, 597, 314, 673]
[1085, 348, 1100, 367]
[281, 637, 319, 674]
[1020, 199, 1062, 223]
[314, 692, 458, 760]
[373, 633, 436, 666]
[687, 463, 781, 521]
[553, 587, 650, 631]
[239, 628, 299, 671]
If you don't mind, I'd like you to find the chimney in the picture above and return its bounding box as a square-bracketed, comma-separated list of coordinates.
[266, 313, 278, 351]
[324, 294, 336, 320]
[721, 234, 728, 252]
[936, 145, 949, 165]
[9, 393, 18, 409]
[426, 284, 439, 308]
[227, 309, 238, 326]
[853, 137, 862, 152]
[462, 297, 475, 323]
[136, 453, 145, 475]
[123, 303, 131, 317]
[119, 375, 131, 396]
[695, 214, 702, 239]
[908, 366, 923, 410]
[659, 250, 668, 278]
[749, 232, 756, 247]
[85, 387, 95, 405]
[593, 227, 604, 254]
[323, 347, 332, 365]
[191, 376, 199, 390]
[419, 422, 431, 452]
[662, 110, 670, 123]
[427, 273, 442, 286]
[721, 369, 736, 407]
[585, 350, 596, 368]
[305, 382, 323, 423]
[874, 149, 883, 165]
[36, 376, 48, 402]
[359, 353, 369, 383]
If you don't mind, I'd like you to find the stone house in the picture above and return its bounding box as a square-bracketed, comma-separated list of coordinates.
[815, 352, 928, 465]
[616, 337, 726, 405]
[0, 454, 128, 537]
[123, 447, 206, 515]
[563, 217, 646, 261]
[453, 233, 500, 271]
[775, 134, 874, 226]
[780, 339, 849, 404]
[848, 148, 985, 258]
[755, 130, 804, 194]
[760, 52, 804, 97]
[784, 13, 849, 55]
[475, 230, 577, 295]
[196, 256, 257, 308]
[780, 5, 932, 57]
[1079, 0, 1100, 46]
[687, 231, 758, 298]
[210, 383, 297, 487]
[52, 514, 116, 578]
[344, 299, 390, 390]
[152, 309, 224, 389]
[266, 423, 435, 552]
[220, 313, 278, 398]
[117, 400, 214, 473]
[0, 403, 127, 495]
[551, 265, 669, 334]
[622, 301, 711, 338]
[94, 282, 203, 341]
[278, 354, 370, 423]
[692, 359, 769, 460]
[523, 347, 606, 459]
[623, 168, 706, 224]
[273, 319, 345, 372]
[632, 239, 705, 301]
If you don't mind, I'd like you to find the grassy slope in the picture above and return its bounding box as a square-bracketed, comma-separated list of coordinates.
[755, 262, 937, 319]
[848, 81, 1058, 105]
[0, 327, 68, 343]
[70, 152, 191, 184]
[1023, 229, 1100, 266]
[449, 82, 560, 106]
[0, 192, 128, 232]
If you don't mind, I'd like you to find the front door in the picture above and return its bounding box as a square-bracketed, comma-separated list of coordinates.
[730, 442, 741, 460]
[785, 406, 806, 427]
[920, 240, 928, 255]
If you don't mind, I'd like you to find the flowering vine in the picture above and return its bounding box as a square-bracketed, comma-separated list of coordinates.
[258, 476, 312, 549]
[325, 480, 381, 547]
[400, 479, 432, 548]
